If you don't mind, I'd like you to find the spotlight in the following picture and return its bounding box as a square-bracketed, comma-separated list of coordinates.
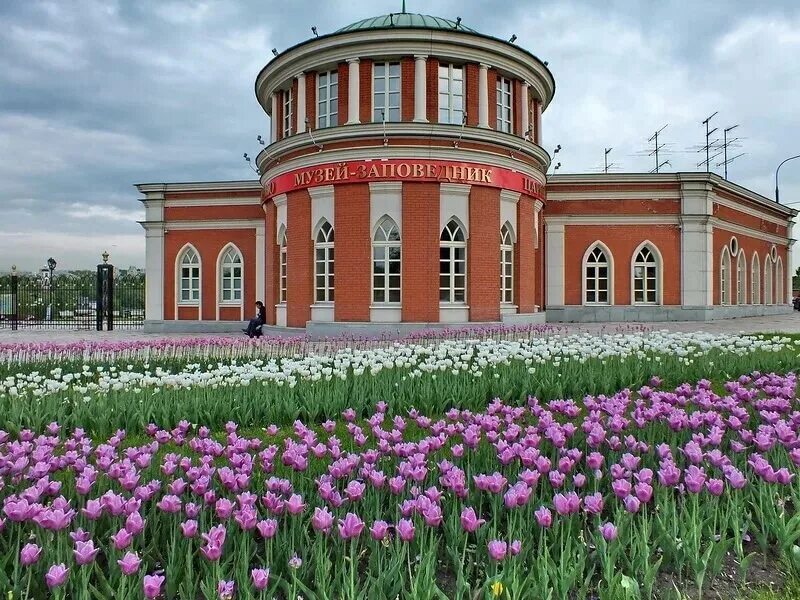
[271, 48, 278, 57]
[311, 26, 318, 37]
[553, 144, 561, 154]
[455, 17, 461, 28]
[509, 34, 517, 43]
[257, 135, 265, 145]
[544, 61, 549, 66]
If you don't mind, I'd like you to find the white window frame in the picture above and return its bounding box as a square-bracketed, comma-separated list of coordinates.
[720, 247, 731, 305]
[631, 243, 660, 305]
[279, 229, 288, 304]
[314, 220, 334, 303]
[500, 223, 514, 304]
[777, 257, 784, 305]
[736, 252, 747, 305]
[751, 252, 761, 304]
[317, 70, 338, 129]
[218, 245, 243, 305]
[282, 88, 293, 137]
[440, 219, 467, 304]
[496, 76, 513, 133]
[438, 64, 464, 125]
[177, 245, 201, 306]
[764, 256, 773, 305]
[583, 243, 612, 305]
[373, 62, 401, 123]
[372, 216, 401, 304]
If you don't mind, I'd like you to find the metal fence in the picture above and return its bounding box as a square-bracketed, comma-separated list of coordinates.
[0, 263, 144, 330]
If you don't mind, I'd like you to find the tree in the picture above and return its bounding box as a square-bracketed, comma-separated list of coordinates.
[794, 266, 800, 292]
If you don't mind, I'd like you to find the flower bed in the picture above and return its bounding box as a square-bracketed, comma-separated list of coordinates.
[1, 373, 800, 599]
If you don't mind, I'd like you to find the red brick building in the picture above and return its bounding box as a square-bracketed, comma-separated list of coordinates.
[137, 13, 796, 333]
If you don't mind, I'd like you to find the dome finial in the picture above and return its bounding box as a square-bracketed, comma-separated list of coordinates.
[401, 0, 406, 14]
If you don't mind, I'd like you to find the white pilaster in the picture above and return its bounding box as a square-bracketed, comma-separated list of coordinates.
[545, 221, 564, 306]
[296, 73, 306, 134]
[478, 64, 489, 128]
[414, 55, 428, 123]
[144, 225, 165, 321]
[347, 59, 360, 124]
[679, 177, 714, 306]
[520, 82, 530, 138]
[534, 199, 544, 249]
[270, 93, 278, 143]
[255, 223, 265, 306]
[534, 100, 542, 144]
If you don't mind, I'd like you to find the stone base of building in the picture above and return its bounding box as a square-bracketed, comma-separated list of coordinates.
[143, 320, 303, 335]
[545, 305, 793, 323]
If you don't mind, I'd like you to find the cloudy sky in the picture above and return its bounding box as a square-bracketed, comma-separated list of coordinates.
[1, 0, 799, 271]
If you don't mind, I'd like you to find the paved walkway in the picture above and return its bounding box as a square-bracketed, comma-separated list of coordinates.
[0, 314, 798, 343]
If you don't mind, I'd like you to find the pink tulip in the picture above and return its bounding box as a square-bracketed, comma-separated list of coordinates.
[397, 518, 415, 542]
[20, 543, 42, 567]
[338, 512, 365, 540]
[117, 552, 142, 576]
[312, 507, 335, 534]
[251, 568, 270, 591]
[460, 507, 486, 533]
[370, 520, 390, 541]
[45, 564, 70, 589]
[487, 540, 508, 561]
[143, 573, 165, 599]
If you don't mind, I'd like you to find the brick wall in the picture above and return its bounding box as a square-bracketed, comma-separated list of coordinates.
[264, 200, 277, 325]
[286, 190, 312, 327]
[334, 183, 371, 321]
[426, 58, 439, 123]
[359, 59, 373, 124]
[402, 182, 440, 321]
[401, 57, 415, 122]
[488, 69, 498, 130]
[516, 195, 536, 312]
[468, 186, 501, 320]
[337, 62, 349, 124]
[713, 227, 784, 305]
[465, 63, 479, 126]
[290, 80, 298, 136]
[305, 72, 316, 129]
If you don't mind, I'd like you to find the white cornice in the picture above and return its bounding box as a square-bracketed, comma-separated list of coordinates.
[500, 190, 521, 204]
[258, 122, 550, 171]
[256, 29, 555, 113]
[713, 195, 788, 227]
[711, 219, 789, 246]
[135, 181, 261, 194]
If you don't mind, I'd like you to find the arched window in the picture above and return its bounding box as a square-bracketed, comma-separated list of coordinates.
[777, 257, 784, 305]
[219, 245, 243, 303]
[178, 246, 200, 304]
[440, 219, 466, 303]
[314, 220, 334, 302]
[373, 216, 401, 303]
[764, 256, 773, 305]
[584, 245, 611, 305]
[279, 229, 288, 304]
[720, 247, 731, 305]
[737, 252, 747, 305]
[500, 223, 514, 304]
[632, 244, 658, 304]
[751, 253, 760, 304]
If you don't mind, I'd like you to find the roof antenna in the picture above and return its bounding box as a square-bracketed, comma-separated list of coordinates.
[454, 112, 467, 148]
[381, 110, 388, 146]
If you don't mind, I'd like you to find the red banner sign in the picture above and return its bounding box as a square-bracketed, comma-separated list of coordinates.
[264, 159, 544, 201]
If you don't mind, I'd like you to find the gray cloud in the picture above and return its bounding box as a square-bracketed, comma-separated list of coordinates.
[0, 0, 798, 272]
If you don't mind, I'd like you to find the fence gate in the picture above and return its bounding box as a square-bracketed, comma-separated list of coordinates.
[0, 257, 145, 331]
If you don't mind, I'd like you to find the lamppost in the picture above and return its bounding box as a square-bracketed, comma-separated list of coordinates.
[775, 155, 800, 203]
[46, 257, 56, 321]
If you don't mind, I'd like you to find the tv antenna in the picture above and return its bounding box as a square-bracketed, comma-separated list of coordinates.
[604, 147, 615, 173]
[716, 124, 743, 179]
[698, 111, 719, 172]
[648, 124, 668, 173]
[650, 160, 671, 174]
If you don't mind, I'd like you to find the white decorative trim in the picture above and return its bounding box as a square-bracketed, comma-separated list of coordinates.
[296, 73, 307, 134]
[440, 183, 471, 239]
[544, 215, 680, 225]
[680, 215, 713, 307]
[310, 303, 335, 322]
[144, 225, 165, 321]
[413, 55, 428, 123]
[581, 241, 615, 306]
[270, 93, 278, 143]
[175, 243, 202, 320]
[275, 196, 287, 245]
[478, 63, 489, 128]
[369, 182, 402, 236]
[276, 304, 287, 327]
[165, 219, 264, 231]
[255, 224, 265, 307]
[165, 197, 261, 208]
[500, 190, 519, 240]
[309, 185, 335, 238]
[136, 181, 261, 193]
[439, 304, 470, 323]
[215, 243, 245, 321]
[720, 246, 732, 306]
[272, 194, 287, 207]
[751, 251, 761, 305]
[545, 222, 565, 306]
[142, 198, 165, 221]
[520, 81, 530, 139]
[370, 305, 402, 323]
[347, 59, 360, 124]
[710, 219, 790, 246]
[630, 241, 664, 306]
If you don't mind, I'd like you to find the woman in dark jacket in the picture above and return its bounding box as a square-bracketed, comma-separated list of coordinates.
[244, 301, 266, 337]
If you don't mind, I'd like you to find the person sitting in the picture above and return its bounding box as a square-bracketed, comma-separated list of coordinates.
[243, 301, 266, 338]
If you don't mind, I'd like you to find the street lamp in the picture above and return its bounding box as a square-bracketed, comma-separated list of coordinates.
[775, 155, 800, 203]
[46, 258, 56, 321]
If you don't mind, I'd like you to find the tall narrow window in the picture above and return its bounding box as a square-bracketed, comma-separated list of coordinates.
[777, 257, 784, 304]
[279, 230, 288, 303]
[373, 62, 400, 123]
[438, 65, 464, 125]
[440, 219, 466, 303]
[317, 71, 338, 128]
[219, 246, 243, 303]
[720, 248, 731, 305]
[585, 246, 610, 304]
[764, 257, 773, 305]
[737, 253, 747, 305]
[633, 245, 658, 304]
[372, 216, 401, 303]
[282, 88, 293, 137]
[315, 221, 334, 302]
[500, 224, 514, 304]
[178, 247, 200, 303]
[751, 253, 761, 304]
[496, 77, 513, 133]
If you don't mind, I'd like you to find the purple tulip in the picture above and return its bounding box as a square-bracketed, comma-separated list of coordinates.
[117, 552, 142, 576]
[180, 520, 198, 538]
[583, 492, 604, 515]
[217, 580, 234, 600]
[288, 554, 303, 569]
[535, 506, 553, 528]
[487, 540, 508, 561]
[460, 507, 486, 533]
[20, 543, 42, 567]
[251, 568, 270, 591]
[684, 465, 707, 494]
[312, 507, 335, 534]
[256, 519, 278, 539]
[600, 522, 618, 541]
[370, 520, 390, 541]
[143, 573, 165, 599]
[74, 540, 100, 565]
[111, 527, 133, 550]
[125, 511, 145, 535]
[286, 494, 306, 515]
[510, 540, 522, 556]
[623, 495, 641, 514]
[45, 564, 70, 589]
[338, 512, 365, 539]
[397, 518, 415, 542]
[706, 478, 725, 496]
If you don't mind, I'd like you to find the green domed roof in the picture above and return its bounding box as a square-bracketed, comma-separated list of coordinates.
[337, 13, 477, 34]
